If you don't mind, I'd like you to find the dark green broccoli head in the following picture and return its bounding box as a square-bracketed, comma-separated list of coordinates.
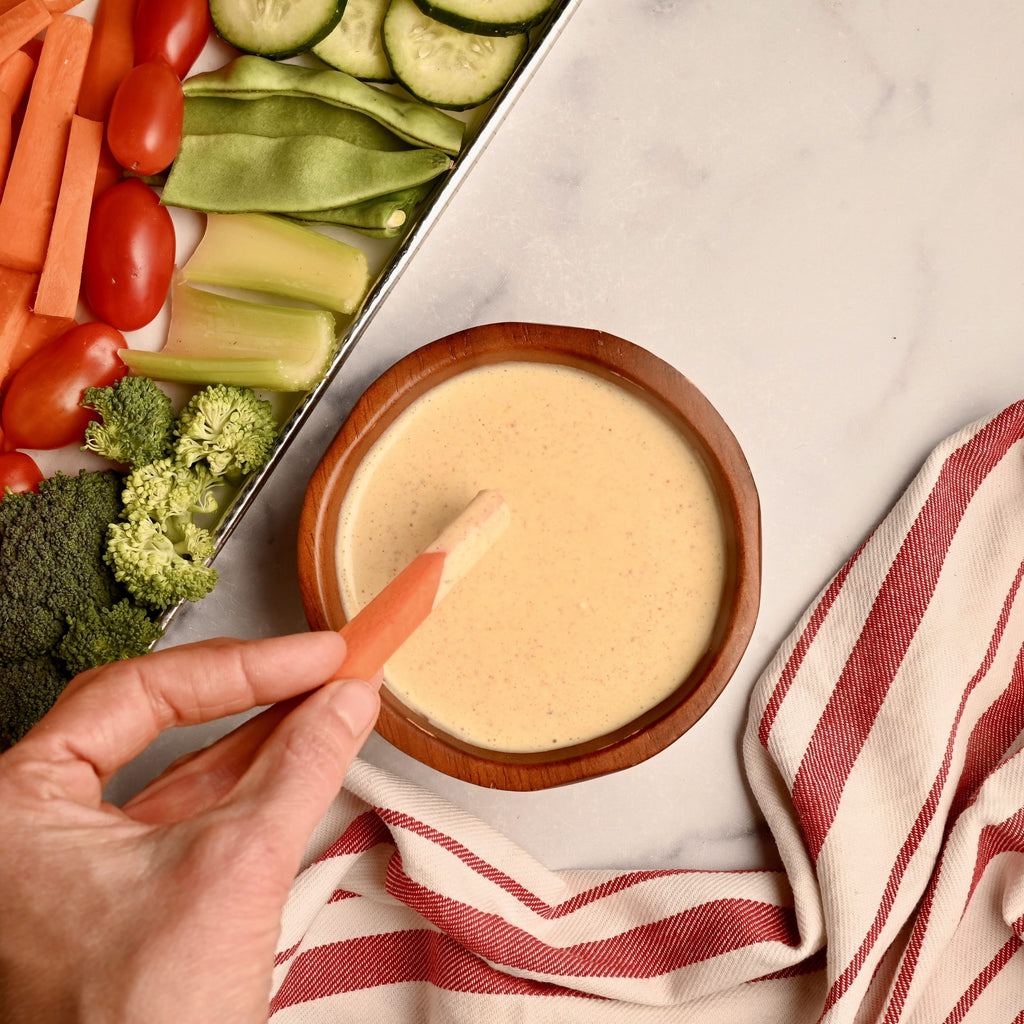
[58, 598, 165, 676]
[0, 471, 127, 662]
[0, 654, 67, 750]
[82, 376, 176, 467]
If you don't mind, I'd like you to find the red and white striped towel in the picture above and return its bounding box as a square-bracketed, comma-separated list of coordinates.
[271, 401, 1024, 1022]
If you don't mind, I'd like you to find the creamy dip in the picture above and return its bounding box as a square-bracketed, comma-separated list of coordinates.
[336, 361, 727, 753]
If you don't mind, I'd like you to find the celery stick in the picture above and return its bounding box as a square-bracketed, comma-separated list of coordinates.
[120, 280, 337, 392]
[183, 213, 371, 314]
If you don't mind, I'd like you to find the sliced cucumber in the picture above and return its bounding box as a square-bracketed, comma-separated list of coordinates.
[412, 0, 556, 36]
[383, 0, 527, 110]
[210, 0, 343, 59]
[313, 0, 395, 81]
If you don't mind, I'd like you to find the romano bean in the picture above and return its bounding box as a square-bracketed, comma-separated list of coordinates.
[182, 94, 412, 151]
[182, 55, 465, 156]
[286, 183, 435, 236]
[161, 132, 452, 214]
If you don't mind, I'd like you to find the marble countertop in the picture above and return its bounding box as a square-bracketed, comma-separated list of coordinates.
[105, 0, 1024, 873]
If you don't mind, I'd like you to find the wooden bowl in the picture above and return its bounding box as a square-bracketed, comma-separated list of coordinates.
[298, 323, 760, 790]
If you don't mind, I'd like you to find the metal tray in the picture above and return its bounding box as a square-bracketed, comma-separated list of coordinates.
[173, 0, 582, 627]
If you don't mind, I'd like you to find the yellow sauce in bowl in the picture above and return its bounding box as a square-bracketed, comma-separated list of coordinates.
[336, 360, 727, 753]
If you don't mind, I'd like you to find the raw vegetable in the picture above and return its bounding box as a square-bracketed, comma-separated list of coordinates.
[183, 213, 371, 316]
[120, 277, 337, 391]
[174, 384, 278, 480]
[76, 0, 136, 120]
[208, 0, 342, 59]
[0, 48, 35, 195]
[182, 94, 413, 152]
[0, 264, 35, 388]
[181, 55, 464, 156]
[82, 177, 176, 331]
[81, 374, 175, 466]
[286, 183, 433, 238]
[0, 12, 91, 273]
[0, 450, 42, 495]
[0, 469, 162, 749]
[0, 0, 51, 67]
[102, 382, 278, 609]
[56, 598, 164, 676]
[413, 0, 556, 35]
[34, 113, 104, 319]
[312, 0, 394, 82]
[133, 0, 212, 79]
[382, 0, 527, 110]
[107, 58, 184, 175]
[0, 321, 128, 450]
[162, 133, 452, 216]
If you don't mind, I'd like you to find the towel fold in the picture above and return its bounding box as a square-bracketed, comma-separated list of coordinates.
[271, 401, 1024, 1022]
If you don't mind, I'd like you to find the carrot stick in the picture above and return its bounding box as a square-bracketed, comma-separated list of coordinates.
[0, 0, 50, 67]
[35, 114, 102, 319]
[0, 50, 34, 198]
[0, 13, 91, 273]
[7, 308, 71, 377]
[0, 0, 81, 15]
[0, 264, 37, 390]
[336, 490, 510, 681]
[76, 0, 136, 122]
[0, 46, 34, 101]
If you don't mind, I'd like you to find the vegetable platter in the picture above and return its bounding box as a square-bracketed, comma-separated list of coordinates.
[0, 0, 581, 746]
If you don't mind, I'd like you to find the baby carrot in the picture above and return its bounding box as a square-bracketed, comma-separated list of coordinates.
[76, 0, 136, 122]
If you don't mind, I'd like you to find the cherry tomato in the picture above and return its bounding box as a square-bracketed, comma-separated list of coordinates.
[83, 178, 176, 332]
[107, 59, 184, 176]
[0, 452, 43, 497]
[0, 323, 128, 450]
[134, 0, 213, 79]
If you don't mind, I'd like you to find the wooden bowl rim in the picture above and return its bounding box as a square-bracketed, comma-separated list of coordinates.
[298, 322, 761, 790]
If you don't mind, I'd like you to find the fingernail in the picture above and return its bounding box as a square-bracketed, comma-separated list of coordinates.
[326, 679, 380, 737]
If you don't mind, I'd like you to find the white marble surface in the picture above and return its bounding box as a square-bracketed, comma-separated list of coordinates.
[102, 0, 1024, 872]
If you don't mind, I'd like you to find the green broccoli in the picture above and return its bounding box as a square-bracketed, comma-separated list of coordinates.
[174, 384, 278, 480]
[82, 376, 176, 467]
[0, 470, 163, 749]
[105, 517, 219, 610]
[0, 655, 67, 750]
[121, 457, 221, 530]
[58, 598, 165, 676]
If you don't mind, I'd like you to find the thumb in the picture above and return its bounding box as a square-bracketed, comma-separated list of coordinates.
[225, 677, 380, 872]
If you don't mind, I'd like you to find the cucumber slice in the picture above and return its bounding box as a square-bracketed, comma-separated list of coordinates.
[210, 0, 343, 59]
[412, 0, 556, 36]
[313, 0, 395, 81]
[383, 0, 527, 110]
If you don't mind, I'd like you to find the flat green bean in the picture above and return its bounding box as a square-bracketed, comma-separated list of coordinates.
[286, 184, 435, 237]
[182, 95, 412, 152]
[162, 133, 452, 214]
[183, 56, 465, 156]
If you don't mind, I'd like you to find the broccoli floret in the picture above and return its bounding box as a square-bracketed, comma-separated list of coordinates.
[174, 384, 277, 480]
[82, 376, 176, 467]
[121, 458, 221, 533]
[0, 470, 163, 747]
[106, 517, 218, 610]
[0, 655, 67, 750]
[58, 598, 165, 676]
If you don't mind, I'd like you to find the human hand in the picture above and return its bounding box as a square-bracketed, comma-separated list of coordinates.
[0, 632, 379, 1023]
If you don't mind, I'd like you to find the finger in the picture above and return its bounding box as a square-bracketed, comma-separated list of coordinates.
[122, 700, 296, 825]
[21, 632, 348, 784]
[221, 677, 380, 874]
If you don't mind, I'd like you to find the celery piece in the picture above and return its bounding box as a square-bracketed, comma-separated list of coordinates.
[120, 279, 337, 392]
[183, 213, 371, 315]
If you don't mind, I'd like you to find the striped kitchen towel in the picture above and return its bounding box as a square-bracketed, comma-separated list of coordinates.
[270, 400, 1024, 1022]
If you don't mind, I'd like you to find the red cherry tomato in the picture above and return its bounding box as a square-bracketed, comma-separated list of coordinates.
[107, 59, 184, 176]
[83, 178, 176, 332]
[0, 323, 128, 450]
[0, 452, 44, 497]
[134, 0, 213, 79]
